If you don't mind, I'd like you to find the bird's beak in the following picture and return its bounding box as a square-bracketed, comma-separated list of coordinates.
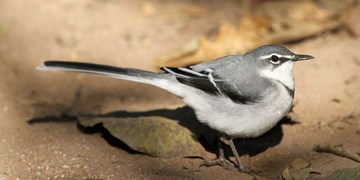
[293, 54, 314, 61]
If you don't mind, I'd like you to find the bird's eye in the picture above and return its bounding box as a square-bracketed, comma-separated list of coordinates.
[270, 55, 280, 64]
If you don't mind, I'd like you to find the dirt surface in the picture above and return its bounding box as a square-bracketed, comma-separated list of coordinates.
[0, 0, 359, 179]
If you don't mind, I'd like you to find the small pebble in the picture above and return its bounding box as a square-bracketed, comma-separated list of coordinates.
[290, 158, 310, 170]
[282, 168, 293, 180]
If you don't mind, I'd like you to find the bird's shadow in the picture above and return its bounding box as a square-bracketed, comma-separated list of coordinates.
[27, 106, 298, 157]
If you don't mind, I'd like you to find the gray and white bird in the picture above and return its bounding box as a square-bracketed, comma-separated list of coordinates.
[37, 45, 313, 172]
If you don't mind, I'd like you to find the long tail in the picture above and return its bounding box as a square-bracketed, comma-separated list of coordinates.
[37, 61, 169, 86]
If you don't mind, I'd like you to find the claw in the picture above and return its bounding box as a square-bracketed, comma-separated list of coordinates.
[200, 135, 253, 173]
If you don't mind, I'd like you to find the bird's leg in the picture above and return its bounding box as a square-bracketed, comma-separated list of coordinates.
[200, 137, 236, 170]
[222, 137, 253, 173]
[225, 138, 246, 172]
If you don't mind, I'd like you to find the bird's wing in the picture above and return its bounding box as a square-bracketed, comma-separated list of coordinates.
[161, 66, 258, 104]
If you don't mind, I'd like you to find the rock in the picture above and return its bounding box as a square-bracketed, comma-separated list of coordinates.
[78, 116, 206, 158]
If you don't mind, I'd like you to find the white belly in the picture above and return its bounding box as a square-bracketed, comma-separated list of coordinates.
[183, 83, 293, 138]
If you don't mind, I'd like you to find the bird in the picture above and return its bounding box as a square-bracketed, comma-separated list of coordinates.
[37, 45, 313, 172]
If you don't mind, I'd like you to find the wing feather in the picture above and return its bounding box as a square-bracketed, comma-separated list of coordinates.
[162, 66, 259, 104]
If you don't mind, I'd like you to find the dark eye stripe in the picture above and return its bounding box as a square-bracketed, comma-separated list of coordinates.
[274, 57, 289, 62]
[279, 57, 287, 62]
[268, 57, 289, 67]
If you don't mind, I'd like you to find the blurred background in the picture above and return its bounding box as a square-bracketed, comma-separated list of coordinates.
[0, 0, 359, 179]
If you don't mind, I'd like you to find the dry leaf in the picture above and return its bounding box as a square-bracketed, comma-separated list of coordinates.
[155, 15, 271, 67]
[154, 0, 346, 68]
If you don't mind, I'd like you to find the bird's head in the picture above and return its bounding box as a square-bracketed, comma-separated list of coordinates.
[244, 45, 314, 89]
[245, 44, 313, 68]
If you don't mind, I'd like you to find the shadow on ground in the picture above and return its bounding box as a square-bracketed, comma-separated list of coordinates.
[27, 106, 298, 158]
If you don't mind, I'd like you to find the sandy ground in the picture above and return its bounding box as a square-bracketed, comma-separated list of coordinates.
[0, 0, 359, 179]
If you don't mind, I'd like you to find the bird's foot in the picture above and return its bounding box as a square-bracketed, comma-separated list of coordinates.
[238, 166, 253, 173]
[200, 158, 237, 170]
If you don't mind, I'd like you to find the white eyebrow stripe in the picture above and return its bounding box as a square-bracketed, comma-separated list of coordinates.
[259, 53, 295, 60]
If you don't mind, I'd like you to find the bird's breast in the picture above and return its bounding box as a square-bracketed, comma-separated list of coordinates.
[186, 81, 293, 138]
